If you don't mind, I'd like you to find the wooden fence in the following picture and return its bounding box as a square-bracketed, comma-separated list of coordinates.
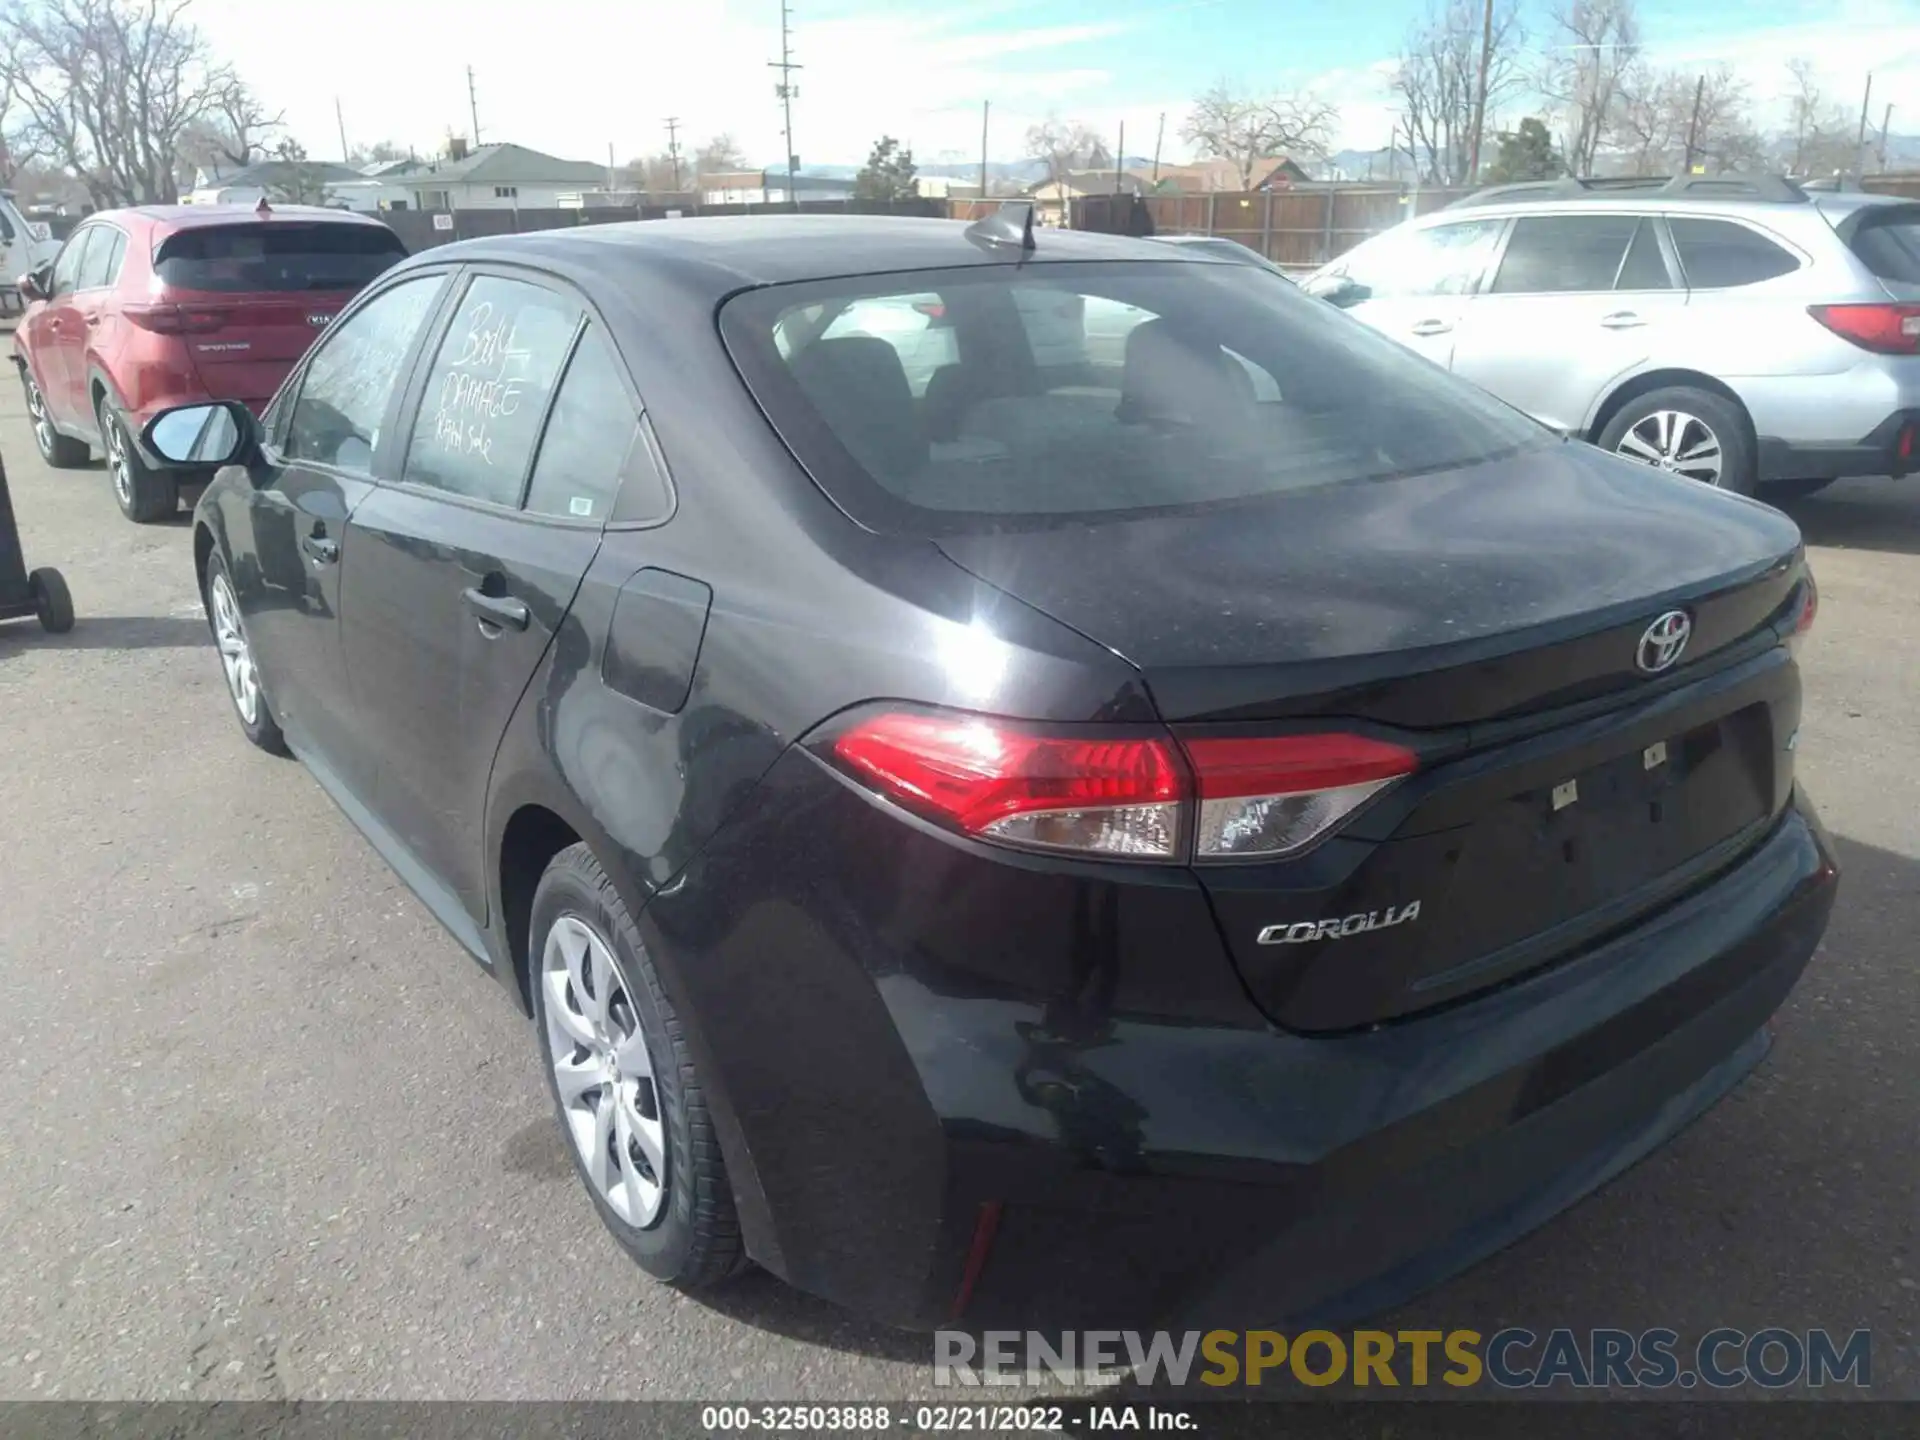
[1071, 186, 1476, 269]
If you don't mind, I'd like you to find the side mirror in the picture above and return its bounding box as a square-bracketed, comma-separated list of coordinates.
[1304, 273, 1369, 308]
[17, 270, 46, 303]
[140, 401, 257, 469]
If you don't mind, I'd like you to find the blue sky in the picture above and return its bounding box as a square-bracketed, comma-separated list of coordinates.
[190, 0, 1914, 170]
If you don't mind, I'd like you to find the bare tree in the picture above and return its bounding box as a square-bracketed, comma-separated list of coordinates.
[0, 0, 251, 207]
[347, 139, 408, 167]
[1784, 59, 1857, 178]
[1023, 116, 1102, 186]
[1539, 0, 1638, 176]
[1181, 83, 1336, 188]
[617, 152, 693, 193]
[1613, 63, 1762, 176]
[693, 133, 748, 177]
[1395, 0, 1526, 185]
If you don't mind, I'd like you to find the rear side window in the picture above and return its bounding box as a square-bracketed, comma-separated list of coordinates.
[78, 228, 125, 290]
[1850, 211, 1920, 285]
[154, 222, 406, 293]
[524, 324, 637, 522]
[284, 273, 447, 472]
[403, 275, 581, 507]
[51, 230, 91, 296]
[1489, 216, 1632, 294]
[1669, 219, 1799, 288]
[722, 261, 1547, 531]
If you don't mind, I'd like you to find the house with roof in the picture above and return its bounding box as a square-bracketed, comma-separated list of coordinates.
[1134, 156, 1312, 194]
[366, 140, 609, 211]
[183, 156, 366, 207]
[1025, 169, 1148, 225]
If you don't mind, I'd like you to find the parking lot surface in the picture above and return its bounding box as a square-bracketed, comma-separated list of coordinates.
[1, 381, 1915, 1400]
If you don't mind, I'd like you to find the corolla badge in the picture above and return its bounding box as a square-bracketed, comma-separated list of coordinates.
[1636, 609, 1692, 674]
[1258, 901, 1421, 946]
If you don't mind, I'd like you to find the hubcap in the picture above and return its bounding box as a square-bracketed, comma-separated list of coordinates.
[24, 380, 54, 459]
[105, 415, 132, 505]
[541, 915, 668, 1228]
[209, 572, 261, 727]
[1616, 410, 1724, 486]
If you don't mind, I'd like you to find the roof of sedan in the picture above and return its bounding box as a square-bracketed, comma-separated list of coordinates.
[416, 214, 1216, 293]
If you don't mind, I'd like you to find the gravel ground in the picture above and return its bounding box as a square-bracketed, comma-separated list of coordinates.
[0, 378, 1914, 1403]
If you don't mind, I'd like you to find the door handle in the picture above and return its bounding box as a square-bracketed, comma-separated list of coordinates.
[300, 533, 339, 564]
[1409, 318, 1453, 336]
[1599, 311, 1646, 329]
[463, 587, 530, 632]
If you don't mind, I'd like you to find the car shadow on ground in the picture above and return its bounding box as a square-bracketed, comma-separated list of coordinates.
[1, 614, 207, 651]
[1784, 479, 1920, 557]
[683, 831, 1914, 1402]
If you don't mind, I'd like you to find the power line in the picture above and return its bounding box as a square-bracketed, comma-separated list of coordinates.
[768, 1, 802, 209]
[664, 116, 683, 191]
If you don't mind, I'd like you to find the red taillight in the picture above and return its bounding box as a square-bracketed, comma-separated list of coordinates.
[122, 303, 224, 335]
[831, 711, 1185, 859]
[1183, 733, 1418, 861]
[826, 709, 1416, 863]
[1794, 572, 1818, 637]
[912, 300, 947, 319]
[1808, 303, 1920, 355]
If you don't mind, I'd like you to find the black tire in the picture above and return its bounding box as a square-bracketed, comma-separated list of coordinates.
[201, 551, 289, 755]
[1597, 386, 1757, 496]
[1757, 477, 1836, 505]
[99, 397, 178, 523]
[529, 842, 746, 1288]
[29, 568, 73, 634]
[19, 369, 90, 468]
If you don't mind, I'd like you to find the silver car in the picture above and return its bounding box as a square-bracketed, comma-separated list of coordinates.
[1303, 175, 1920, 500]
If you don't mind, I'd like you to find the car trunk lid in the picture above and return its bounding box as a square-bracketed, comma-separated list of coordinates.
[937, 443, 1808, 1030]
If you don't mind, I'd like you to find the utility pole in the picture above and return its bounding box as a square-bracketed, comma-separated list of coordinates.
[978, 101, 989, 209]
[466, 65, 482, 146]
[1681, 74, 1706, 174]
[768, 1, 802, 210]
[1152, 112, 1165, 184]
[1855, 73, 1874, 183]
[334, 98, 351, 164]
[608, 142, 617, 193]
[664, 116, 683, 190]
[1114, 120, 1125, 194]
[1467, 0, 1494, 181]
[1880, 104, 1895, 172]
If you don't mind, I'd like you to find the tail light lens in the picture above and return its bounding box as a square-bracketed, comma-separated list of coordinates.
[1185, 734, 1418, 861]
[1808, 303, 1920, 355]
[122, 303, 224, 335]
[1785, 570, 1818, 654]
[824, 708, 1416, 863]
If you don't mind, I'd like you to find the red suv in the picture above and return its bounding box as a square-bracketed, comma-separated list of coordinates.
[11, 204, 406, 522]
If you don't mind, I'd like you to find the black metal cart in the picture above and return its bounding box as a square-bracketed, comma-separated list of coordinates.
[0, 446, 72, 634]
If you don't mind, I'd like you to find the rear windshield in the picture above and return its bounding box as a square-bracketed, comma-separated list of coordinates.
[1850, 210, 1920, 286]
[721, 260, 1548, 533]
[154, 222, 406, 293]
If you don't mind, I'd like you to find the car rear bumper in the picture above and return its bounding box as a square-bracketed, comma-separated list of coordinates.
[1758, 409, 1920, 482]
[646, 754, 1837, 1331]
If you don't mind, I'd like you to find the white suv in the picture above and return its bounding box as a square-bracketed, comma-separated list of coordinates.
[1304, 175, 1920, 500]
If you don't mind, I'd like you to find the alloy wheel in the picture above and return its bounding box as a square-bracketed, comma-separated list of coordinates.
[24, 378, 54, 460]
[209, 571, 261, 727]
[104, 413, 133, 506]
[1614, 410, 1724, 487]
[542, 915, 668, 1228]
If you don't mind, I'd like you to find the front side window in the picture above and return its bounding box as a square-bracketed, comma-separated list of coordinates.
[1343, 220, 1504, 301]
[51, 230, 92, 296]
[284, 272, 448, 472]
[722, 260, 1547, 532]
[402, 275, 581, 507]
[1669, 218, 1800, 288]
[1490, 215, 1645, 294]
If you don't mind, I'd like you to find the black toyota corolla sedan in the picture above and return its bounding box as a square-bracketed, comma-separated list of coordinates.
[146, 209, 1835, 1330]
